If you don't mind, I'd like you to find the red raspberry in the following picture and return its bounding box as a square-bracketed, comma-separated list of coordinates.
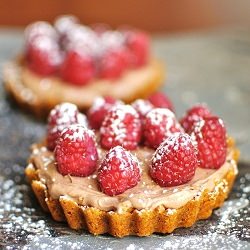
[54, 15, 79, 49]
[126, 31, 150, 67]
[98, 50, 125, 79]
[47, 103, 87, 150]
[25, 21, 57, 43]
[131, 99, 154, 119]
[55, 124, 98, 177]
[54, 15, 79, 35]
[113, 46, 134, 69]
[88, 96, 121, 129]
[148, 92, 174, 111]
[26, 35, 62, 76]
[180, 104, 212, 133]
[61, 49, 95, 85]
[98, 146, 141, 196]
[100, 29, 133, 67]
[150, 133, 198, 187]
[191, 117, 227, 169]
[62, 25, 100, 56]
[100, 104, 141, 150]
[143, 108, 183, 149]
[91, 23, 111, 35]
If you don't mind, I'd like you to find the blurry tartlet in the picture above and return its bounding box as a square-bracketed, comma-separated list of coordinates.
[3, 15, 164, 118]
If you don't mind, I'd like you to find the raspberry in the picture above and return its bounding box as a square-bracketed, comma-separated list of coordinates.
[47, 103, 87, 150]
[180, 104, 212, 133]
[100, 30, 125, 52]
[88, 96, 121, 129]
[61, 49, 95, 85]
[55, 125, 98, 177]
[25, 21, 57, 43]
[54, 15, 79, 35]
[150, 133, 198, 187]
[191, 117, 227, 169]
[98, 50, 125, 79]
[148, 92, 174, 111]
[77, 113, 88, 128]
[26, 35, 62, 76]
[91, 23, 111, 35]
[59, 24, 100, 57]
[116, 47, 133, 68]
[54, 15, 80, 49]
[100, 30, 133, 67]
[98, 146, 141, 196]
[131, 99, 154, 119]
[100, 104, 141, 150]
[143, 108, 183, 149]
[126, 31, 149, 67]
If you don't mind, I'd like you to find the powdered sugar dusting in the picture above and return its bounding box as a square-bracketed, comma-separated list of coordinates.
[89, 96, 122, 114]
[146, 108, 175, 126]
[100, 104, 141, 149]
[191, 119, 205, 139]
[49, 103, 78, 125]
[76, 113, 88, 128]
[147, 108, 182, 135]
[144, 108, 183, 148]
[0, 176, 52, 248]
[101, 146, 140, 173]
[29, 36, 62, 66]
[25, 21, 57, 42]
[47, 103, 88, 146]
[151, 133, 198, 186]
[132, 99, 154, 118]
[89, 97, 106, 112]
[64, 24, 101, 57]
[157, 133, 195, 157]
[54, 15, 79, 35]
[98, 145, 141, 196]
[100, 31, 125, 52]
[61, 124, 95, 142]
[152, 133, 195, 165]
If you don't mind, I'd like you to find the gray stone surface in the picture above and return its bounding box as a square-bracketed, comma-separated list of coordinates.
[152, 29, 250, 161]
[0, 28, 249, 249]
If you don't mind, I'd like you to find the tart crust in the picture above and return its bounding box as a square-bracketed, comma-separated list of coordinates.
[3, 58, 164, 118]
[25, 139, 239, 237]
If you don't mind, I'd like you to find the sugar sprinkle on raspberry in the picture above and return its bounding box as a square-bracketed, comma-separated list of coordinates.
[143, 108, 183, 148]
[132, 99, 154, 119]
[191, 116, 227, 169]
[150, 133, 198, 187]
[98, 145, 141, 196]
[47, 103, 87, 150]
[180, 103, 212, 133]
[26, 35, 62, 76]
[88, 96, 122, 129]
[100, 104, 141, 150]
[25, 21, 57, 42]
[48, 103, 78, 125]
[55, 124, 98, 177]
[61, 124, 94, 142]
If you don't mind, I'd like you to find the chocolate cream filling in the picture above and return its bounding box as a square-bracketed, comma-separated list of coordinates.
[29, 144, 237, 213]
[4, 59, 164, 108]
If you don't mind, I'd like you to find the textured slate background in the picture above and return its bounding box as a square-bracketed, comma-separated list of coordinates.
[0, 28, 249, 249]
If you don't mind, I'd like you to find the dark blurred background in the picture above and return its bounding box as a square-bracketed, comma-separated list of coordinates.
[0, 0, 250, 32]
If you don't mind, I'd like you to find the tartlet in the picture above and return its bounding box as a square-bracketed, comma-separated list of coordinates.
[3, 15, 164, 118]
[24, 99, 239, 237]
